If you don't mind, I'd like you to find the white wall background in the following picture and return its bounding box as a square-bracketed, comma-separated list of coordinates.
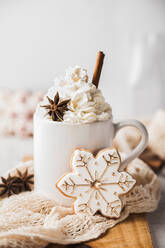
[0, 0, 165, 118]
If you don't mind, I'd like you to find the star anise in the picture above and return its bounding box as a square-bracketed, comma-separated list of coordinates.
[15, 169, 34, 191]
[41, 92, 70, 121]
[0, 174, 21, 197]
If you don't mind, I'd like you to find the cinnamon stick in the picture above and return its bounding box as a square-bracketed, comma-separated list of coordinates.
[92, 51, 105, 88]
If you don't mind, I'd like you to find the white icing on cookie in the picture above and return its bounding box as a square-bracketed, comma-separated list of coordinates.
[56, 148, 136, 218]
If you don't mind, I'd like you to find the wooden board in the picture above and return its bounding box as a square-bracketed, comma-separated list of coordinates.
[23, 156, 153, 248]
[87, 214, 153, 248]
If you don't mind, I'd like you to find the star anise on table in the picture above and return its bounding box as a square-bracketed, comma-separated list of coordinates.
[16, 169, 34, 191]
[41, 92, 70, 121]
[0, 174, 21, 197]
[0, 169, 34, 198]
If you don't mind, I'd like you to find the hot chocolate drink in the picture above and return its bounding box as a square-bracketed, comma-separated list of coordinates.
[34, 52, 148, 206]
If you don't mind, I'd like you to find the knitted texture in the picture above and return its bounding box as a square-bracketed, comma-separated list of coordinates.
[114, 110, 165, 160]
[0, 157, 160, 248]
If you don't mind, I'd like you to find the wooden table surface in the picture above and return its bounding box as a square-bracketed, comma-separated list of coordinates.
[88, 214, 153, 248]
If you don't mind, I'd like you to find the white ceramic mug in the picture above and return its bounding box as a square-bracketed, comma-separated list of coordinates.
[34, 115, 148, 206]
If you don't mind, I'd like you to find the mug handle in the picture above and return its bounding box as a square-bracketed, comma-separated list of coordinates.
[114, 120, 148, 170]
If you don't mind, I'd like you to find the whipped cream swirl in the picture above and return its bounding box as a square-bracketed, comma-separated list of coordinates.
[37, 66, 112, 124]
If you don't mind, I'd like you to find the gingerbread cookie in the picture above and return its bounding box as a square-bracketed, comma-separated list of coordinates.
[56, 148, 136, 218]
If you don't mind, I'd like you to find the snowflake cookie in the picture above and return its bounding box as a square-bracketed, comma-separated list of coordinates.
[56, 148, 136, 218]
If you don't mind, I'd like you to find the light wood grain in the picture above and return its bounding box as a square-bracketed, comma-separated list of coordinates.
[88, 214, 153, 248]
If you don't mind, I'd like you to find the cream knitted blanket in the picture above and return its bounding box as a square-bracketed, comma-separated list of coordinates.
[114, 110, 165, 161]
[0, 156, 160, 248]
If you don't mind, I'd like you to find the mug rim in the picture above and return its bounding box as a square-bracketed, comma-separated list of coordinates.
[34, 113, 113, 127]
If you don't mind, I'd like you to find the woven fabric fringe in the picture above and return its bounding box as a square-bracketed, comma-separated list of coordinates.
[0, 156, 160, 248]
